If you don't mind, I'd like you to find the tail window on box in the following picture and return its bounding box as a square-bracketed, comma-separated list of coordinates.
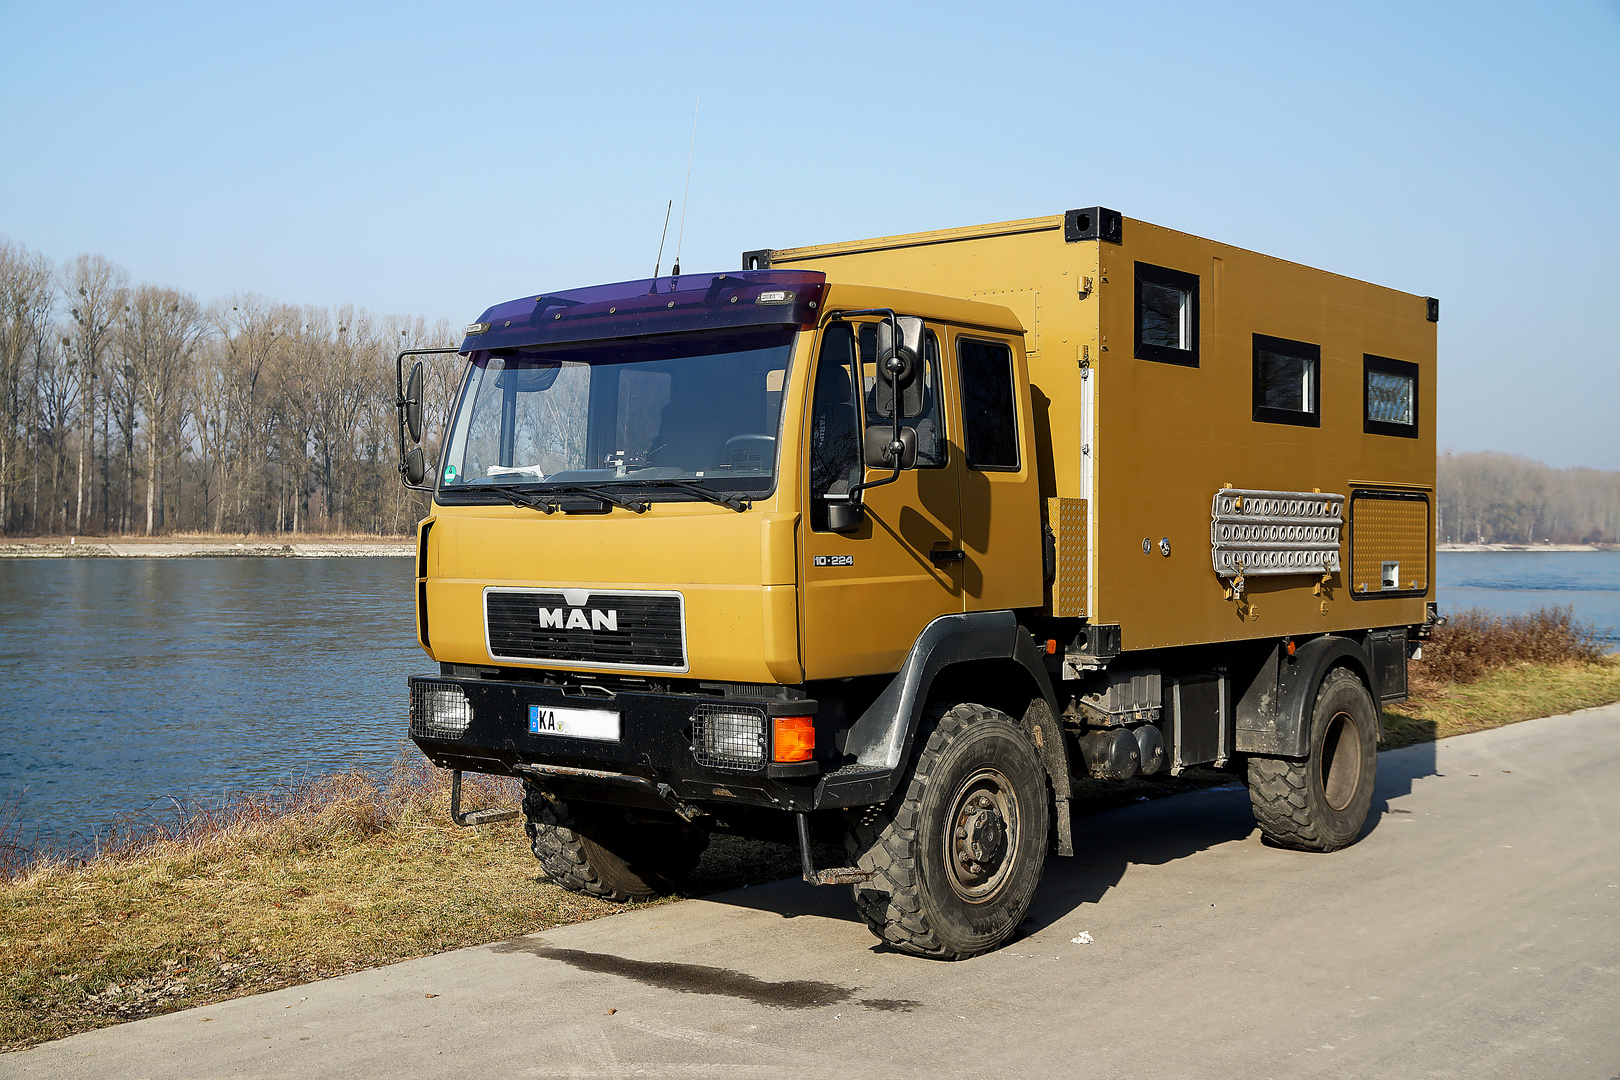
[1364, 354, 1419, 438]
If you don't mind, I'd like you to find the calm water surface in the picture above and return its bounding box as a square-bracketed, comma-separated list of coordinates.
[1437, 551, 1620, 647]
[0, 558, 422, 850]
[1, 551, 1616, 849]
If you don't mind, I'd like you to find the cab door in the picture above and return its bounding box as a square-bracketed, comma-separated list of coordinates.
[799, 319, 963, 679]
[948, 329, 1044, 613]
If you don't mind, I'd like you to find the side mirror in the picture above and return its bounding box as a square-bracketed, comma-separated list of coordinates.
[875, 316, 925, 418]
[824, 497, 865, 533]
[402, 446, 426, 486]
[405, 362, 424, 444]
[864, 425, 917, 469]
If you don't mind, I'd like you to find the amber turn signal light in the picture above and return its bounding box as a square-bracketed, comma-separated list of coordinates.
[772, 716, 815, 763]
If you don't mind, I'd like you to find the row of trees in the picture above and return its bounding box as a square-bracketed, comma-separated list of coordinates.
[5, 236, 1616, 543]
[1439, 451, 1620, 545]
[0, 237, 463, 537]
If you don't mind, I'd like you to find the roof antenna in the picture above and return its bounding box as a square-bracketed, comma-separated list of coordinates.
[651, 199, 673, 288]
[671, 96, 698, 279]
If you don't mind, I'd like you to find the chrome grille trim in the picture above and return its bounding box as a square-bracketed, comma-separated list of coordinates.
[483, 587, 687, 673]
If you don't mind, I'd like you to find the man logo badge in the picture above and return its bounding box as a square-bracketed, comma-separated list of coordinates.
[537, 607, 618, 631]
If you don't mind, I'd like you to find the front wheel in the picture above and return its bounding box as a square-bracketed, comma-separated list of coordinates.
[522, 784, 708, 902]
[846, 703, 1050, 960]
[1247, 666, 1378, 852]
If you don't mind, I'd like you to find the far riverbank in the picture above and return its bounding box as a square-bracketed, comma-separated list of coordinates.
[0, 538, 412, 558]
[1438, 542, 1616, 553]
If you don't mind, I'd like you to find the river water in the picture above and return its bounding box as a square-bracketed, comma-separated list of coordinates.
[0, 557, 423, 852]
[1, 551, 1617, 851]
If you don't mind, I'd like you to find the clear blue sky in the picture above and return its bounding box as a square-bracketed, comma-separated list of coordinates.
[2, 1, 1617, 468]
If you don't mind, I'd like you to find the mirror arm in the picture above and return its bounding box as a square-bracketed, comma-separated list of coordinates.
[394, 347, 463, 493]
[828, 307, 912, 504]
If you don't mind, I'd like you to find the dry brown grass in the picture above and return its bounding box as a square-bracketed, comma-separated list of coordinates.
[1384, 655, 1620, 749]
[1413, 604, 1609, 689]
[0, 762, 802, 1051]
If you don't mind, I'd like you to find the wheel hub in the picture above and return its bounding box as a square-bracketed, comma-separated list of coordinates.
[964, 806, 1006, 864]
[945, 772, 1020, 902]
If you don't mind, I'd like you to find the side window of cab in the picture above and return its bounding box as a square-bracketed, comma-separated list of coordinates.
[956, 336, 1020, 470]
[807, 323, 864, 532]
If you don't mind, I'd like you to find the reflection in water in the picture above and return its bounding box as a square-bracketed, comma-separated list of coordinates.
[0, 557, 424, 849]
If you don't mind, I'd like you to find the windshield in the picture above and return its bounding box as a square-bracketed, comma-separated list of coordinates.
[439, 327, 796, 498]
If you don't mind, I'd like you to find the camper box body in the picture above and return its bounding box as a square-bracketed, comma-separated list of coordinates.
[762, 210, 1438, 656]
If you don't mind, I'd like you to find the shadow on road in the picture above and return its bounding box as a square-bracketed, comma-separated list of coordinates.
[705, 736, 1443, 945]
[1368, 730, 1440, 820]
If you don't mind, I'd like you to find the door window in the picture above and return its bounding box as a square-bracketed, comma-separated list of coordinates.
[808, 323, 864, 531]
[957, 337, 1020, 470]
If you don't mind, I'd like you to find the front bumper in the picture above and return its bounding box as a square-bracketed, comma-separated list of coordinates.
[407, 674, 824, 813]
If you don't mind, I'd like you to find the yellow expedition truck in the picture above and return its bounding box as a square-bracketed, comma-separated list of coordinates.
[395, 208, 1438, 959]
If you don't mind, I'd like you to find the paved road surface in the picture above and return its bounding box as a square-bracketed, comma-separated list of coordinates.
[11, 705, 1620, 1079]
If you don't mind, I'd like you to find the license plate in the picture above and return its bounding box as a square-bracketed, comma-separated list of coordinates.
[528, 704, 620, 742]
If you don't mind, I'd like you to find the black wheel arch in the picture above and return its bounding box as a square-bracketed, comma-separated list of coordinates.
[813, 611, 1072, 854]
[1236, 634, 1383, 760]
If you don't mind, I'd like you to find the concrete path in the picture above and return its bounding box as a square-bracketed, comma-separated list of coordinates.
[10, 706, 1620, 1080]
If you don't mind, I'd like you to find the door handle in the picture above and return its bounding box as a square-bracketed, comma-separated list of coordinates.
[928, 548, 966, 564]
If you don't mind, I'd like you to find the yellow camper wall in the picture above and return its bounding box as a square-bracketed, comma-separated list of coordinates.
[770, 213, 1437, 652]
[1094, 220, 1435, 649]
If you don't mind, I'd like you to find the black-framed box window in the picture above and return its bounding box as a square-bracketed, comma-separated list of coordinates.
[1364, 354, 1419, 438]
[1252, 334, 1320, 427]
[1135, 262, 1199, 366]
[957, 337, 1020, 470]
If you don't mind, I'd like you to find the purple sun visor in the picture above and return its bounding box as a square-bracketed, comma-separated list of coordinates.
[459, 270, 827, 353]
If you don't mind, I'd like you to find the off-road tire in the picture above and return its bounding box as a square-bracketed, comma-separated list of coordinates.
[845, 703, 1050, 960]
[1247, 666, 1378, 852]
[522, 783, 708, 902]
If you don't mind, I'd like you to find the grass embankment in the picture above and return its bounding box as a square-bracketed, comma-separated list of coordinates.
[2, 605, 1616, 1050]
[0, 765, 806, 1050]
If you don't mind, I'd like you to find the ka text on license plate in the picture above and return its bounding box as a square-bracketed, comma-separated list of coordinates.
[528, 704, 620, 742]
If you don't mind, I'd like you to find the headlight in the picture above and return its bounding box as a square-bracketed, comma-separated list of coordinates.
[411, 681, 473, 739]
[691, 705, 765, 771]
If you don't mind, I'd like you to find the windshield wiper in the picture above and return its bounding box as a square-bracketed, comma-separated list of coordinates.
[633, 478, 752, 512]
[481, 486, 561, 514]
[466, 480, 737, 514]
[473, 488, 563, 514]
[541, 484, 651, 513]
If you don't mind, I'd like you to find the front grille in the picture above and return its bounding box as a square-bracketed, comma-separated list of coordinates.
[485, 589, 686, 671]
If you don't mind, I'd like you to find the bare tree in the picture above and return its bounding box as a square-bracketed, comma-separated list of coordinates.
[61, 254, 126, 533]
[0, 239, 56, 531]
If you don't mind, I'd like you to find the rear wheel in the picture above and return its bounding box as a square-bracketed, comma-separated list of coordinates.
[1247, 666, 1378, 852]
[845, 703, 1050, 960]
[522, 783, 708, 901]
